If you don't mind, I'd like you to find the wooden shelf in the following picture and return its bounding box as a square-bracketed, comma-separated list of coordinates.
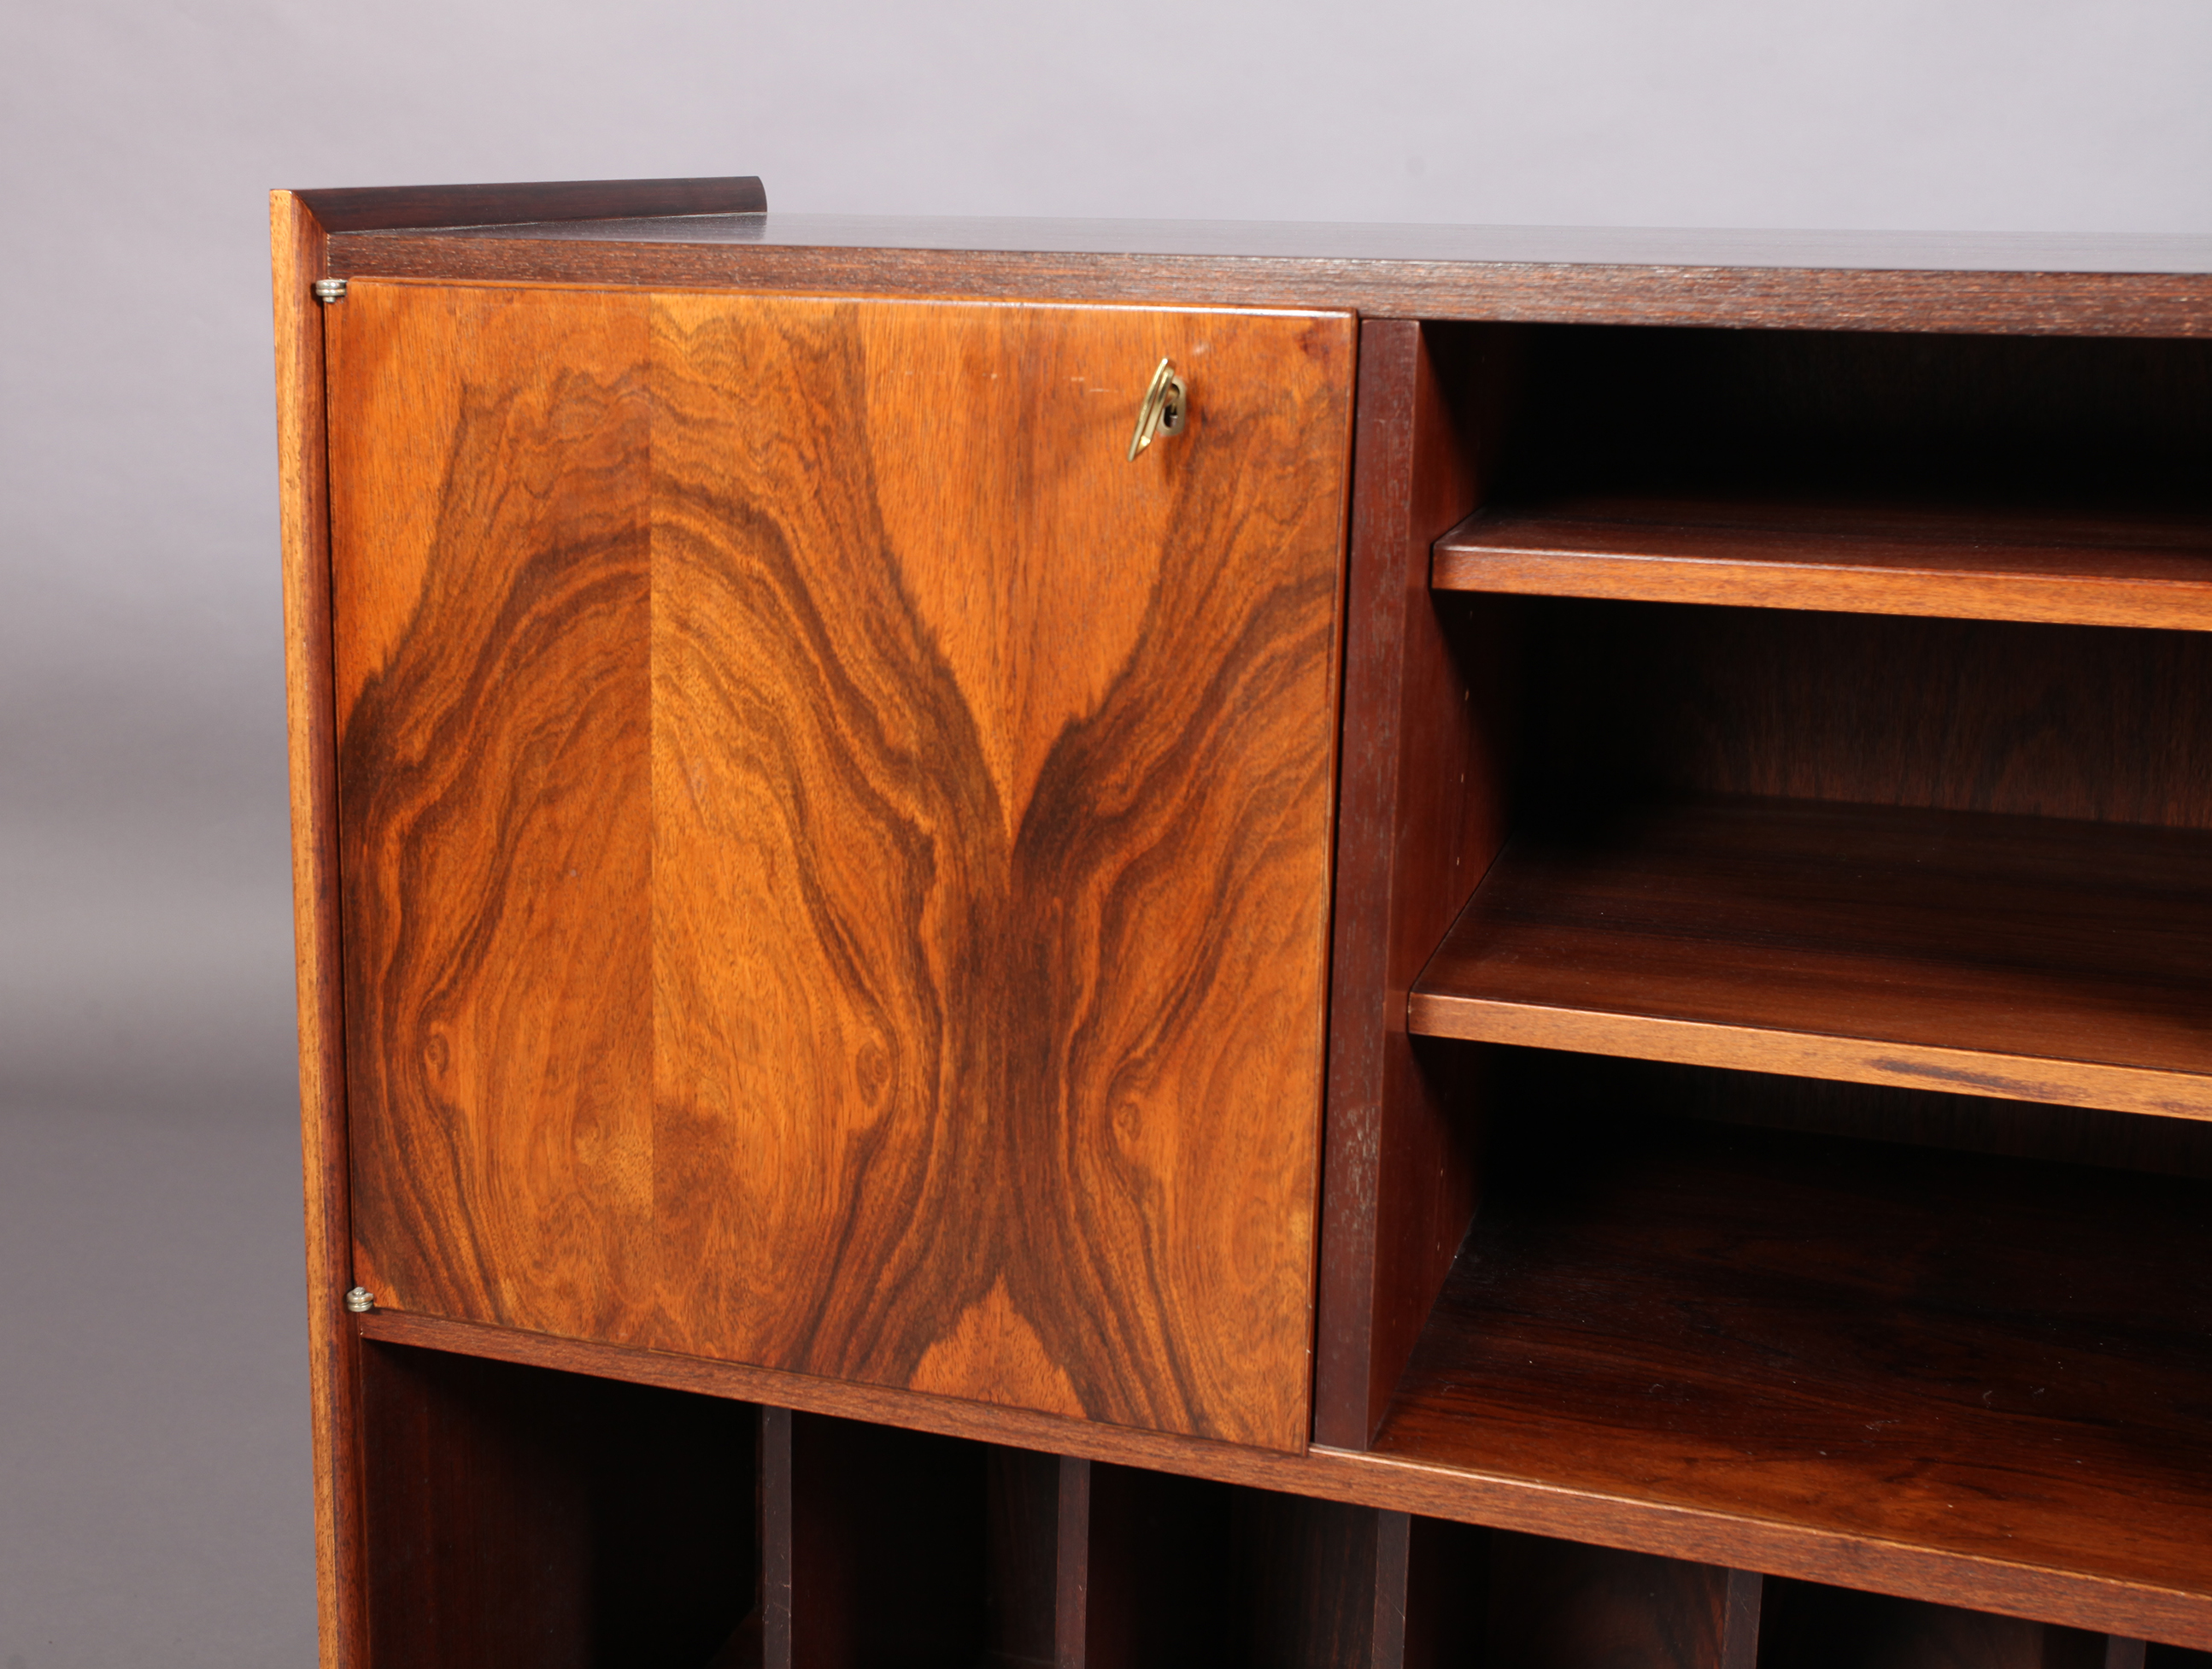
[1433, 497, 2212, 629]
[1408, 796, 2212, 1120]
[1370, 1114, 2212, 1619]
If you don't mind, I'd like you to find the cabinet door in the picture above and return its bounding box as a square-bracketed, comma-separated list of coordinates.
[330, 282, 1355, 1450]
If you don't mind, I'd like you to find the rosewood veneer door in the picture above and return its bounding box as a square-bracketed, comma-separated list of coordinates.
[331, 282, 1354, 1452]
[651, 295, 1353, 1451]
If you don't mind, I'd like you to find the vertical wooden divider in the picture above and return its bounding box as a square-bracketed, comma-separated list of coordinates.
[983, 1450, 1092, 1668]
[1316, 320, 1522, 1449]
[1054, 1457, 1092, 1668]
[760, 1407, 794, 1669]
[1722, 1568, 1766, 1669]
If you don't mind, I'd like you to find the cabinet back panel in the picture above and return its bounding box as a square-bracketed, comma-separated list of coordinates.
[1497, 327, 2212, 507]
[329, 281, 1355, 1450]
[1514, 602, 2212, 832]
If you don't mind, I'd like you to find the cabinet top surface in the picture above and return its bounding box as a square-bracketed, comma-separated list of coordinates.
[349, 213, 2212, 276]
[320, 212, 2212, 335]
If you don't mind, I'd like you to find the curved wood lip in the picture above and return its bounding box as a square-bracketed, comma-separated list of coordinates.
[291, 174, 766, 234]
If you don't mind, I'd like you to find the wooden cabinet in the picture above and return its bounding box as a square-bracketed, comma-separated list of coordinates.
[275, 178, 2212, 1668]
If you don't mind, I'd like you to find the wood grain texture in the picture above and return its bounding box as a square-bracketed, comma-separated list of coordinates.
[1484, 1535, 1741, 1669]
[1435, 497, 2212, 631]
[358, 1340, 754, 1668]
[327, 282, 658, 1339]
[1410, 796, 2212, 1119]
[1370, 1115, 2212, 1638]
[326, 218, 2212, 336]
[296, 174, 763, 232]
[328, 282, 1353, 1447]
[272, 186, 367, 1669]
[645, 294, 1353, 1447]
[1316, 321, 1505, 1449]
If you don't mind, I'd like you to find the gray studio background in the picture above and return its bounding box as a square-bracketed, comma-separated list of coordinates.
[3, 2, 2209, 1662]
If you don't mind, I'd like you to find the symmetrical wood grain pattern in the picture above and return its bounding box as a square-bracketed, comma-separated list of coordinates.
[270, 186, 367, 1669]
[1315, 320, 1505, 1448]
[1435, 497, 2212, 631]
[297, 174, 763, 232]
[646, 295, 1352, 1448]
[1410, 796, 2212, 1118]
[1370, 1116, 2212, 1630]
[327, 217, 2212, 336]
[328, 282, 1355, 1449]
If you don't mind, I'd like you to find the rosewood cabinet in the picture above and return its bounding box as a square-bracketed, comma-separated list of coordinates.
[274, 177, 2212, 1668]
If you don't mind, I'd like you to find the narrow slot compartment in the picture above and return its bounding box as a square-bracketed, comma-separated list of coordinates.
[1384, 1520, 1760, 1669]
[1431, 327, 2212, 630]
[359, 1341, 758, 1669]
[1084, 1465, 1406, 1669]
[770, 1411, 995, 1669]
[1756, 1578, 2114, 1669]
[1364, 1055, 2212, 1640]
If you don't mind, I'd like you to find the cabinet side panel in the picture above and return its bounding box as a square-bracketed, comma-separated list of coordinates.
[648, 296, 1354, 1449]
[328, 281, 656, 1338]
[274, 188, 366, 1669]
[1314, 322, 1503, 1449]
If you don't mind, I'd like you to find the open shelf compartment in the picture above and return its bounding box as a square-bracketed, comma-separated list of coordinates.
[1367, 1078, 2212, 1633]
[1429, 323, 2212, 633]
[1408, 794, 2212, 1119]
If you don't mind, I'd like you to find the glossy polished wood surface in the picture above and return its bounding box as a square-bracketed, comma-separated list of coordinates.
[326, 217, 2212, 336]
[1435, 497, 2212, 631]
[271, 187, 367, 1669]
[1410, 796, 2212, 1117]
[1371, 1115, 2212, 1633]
[328, 281, 1354, 1449]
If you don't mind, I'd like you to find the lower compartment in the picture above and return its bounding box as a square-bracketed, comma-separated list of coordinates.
[352, 1340, 2187, 1667]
